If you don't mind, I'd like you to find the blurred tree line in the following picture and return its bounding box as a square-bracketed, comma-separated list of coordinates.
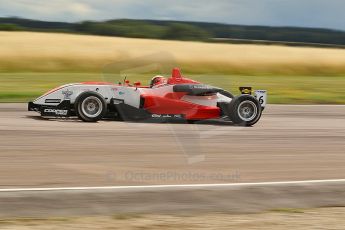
[74, 20, 211, 41]
[1, 17, 345, 46]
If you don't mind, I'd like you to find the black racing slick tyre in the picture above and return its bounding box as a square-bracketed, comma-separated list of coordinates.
[75, 91, 107, 122]
[226, 95, 262, 126]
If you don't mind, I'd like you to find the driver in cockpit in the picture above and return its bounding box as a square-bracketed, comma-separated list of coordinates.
[150, 76, 167, 88]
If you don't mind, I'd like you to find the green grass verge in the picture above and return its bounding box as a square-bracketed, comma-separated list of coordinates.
[0, 72, 344, 104]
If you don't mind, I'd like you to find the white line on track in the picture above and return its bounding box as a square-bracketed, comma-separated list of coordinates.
[1, 179, 345, 192]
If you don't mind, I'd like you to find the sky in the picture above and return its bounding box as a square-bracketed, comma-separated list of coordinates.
[0, 0, 344, 31]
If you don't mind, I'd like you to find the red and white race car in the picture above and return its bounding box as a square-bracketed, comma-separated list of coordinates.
[28, 68, 267, 126]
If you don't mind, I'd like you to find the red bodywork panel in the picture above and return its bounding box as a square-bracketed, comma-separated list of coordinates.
[143, 94, 220, 120]
[145, 68, 219, 119]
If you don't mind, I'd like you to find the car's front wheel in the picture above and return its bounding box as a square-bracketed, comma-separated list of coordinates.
[226, 95, 262, 126]
[75, 92, 107, 122]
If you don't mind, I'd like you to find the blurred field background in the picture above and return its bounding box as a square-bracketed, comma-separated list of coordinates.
[0, 31, 345, 103]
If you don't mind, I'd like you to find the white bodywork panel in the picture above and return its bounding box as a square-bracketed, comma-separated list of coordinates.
[34, 84, 141, 108]
[254, 90, 267, 108]
[216, 93, 232, 104]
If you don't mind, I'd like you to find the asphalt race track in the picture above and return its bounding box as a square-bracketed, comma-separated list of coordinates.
[0, 104, 344, 216]
[0, 104, 344, 188]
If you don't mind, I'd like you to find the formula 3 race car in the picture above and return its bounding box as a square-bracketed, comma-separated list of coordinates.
[28, 68, 267, 126]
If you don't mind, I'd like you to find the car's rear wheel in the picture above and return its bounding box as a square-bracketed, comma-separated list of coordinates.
[226, 95, 262, 126]
[75, 92, 107, 122]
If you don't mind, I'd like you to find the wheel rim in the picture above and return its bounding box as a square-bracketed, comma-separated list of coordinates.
[237, 100, 258, 122]
[81, 96, 103, 118]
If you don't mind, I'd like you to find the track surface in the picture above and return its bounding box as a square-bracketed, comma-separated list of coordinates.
[2, 180, 345, 217]
[0, 104, 344, 188]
